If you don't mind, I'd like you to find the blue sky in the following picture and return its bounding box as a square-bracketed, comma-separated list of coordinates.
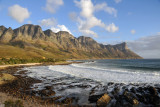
[0, 0, 160, 58]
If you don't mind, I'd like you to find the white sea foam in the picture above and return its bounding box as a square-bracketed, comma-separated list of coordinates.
[23, 63, 160, 85]
[24, 66, 67, 80]
[48, 64, 160, 84]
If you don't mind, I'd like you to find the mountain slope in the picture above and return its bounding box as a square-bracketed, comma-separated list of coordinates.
[0, 24, 142, 59]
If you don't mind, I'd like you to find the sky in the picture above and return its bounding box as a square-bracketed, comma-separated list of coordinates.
[0, 0, 160, 58]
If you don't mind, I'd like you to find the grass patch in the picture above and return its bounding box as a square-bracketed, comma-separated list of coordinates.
[4, 99, 24, 107]
[0, 73, 16, 85]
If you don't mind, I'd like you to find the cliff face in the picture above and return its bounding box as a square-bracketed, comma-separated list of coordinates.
[0, 24, 142, 59]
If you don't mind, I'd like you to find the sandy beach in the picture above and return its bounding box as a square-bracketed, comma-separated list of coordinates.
[0, 63, 42, 70]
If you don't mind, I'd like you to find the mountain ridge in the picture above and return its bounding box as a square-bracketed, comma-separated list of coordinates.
[0, 24, 142, 59]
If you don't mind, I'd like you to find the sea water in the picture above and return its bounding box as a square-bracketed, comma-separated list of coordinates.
[25, 59, 160, 84]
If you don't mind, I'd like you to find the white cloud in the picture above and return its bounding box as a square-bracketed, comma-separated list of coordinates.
[95, 3, 117, 17]
[73, 0, 118, 37]
[114, 0, 122, 3]
[127, 34, 160, 58]
[131, 29, 136, 34]
[51, 27, 60, 33]
[105, 23, 119, 33]
[44, 0, 63, 13]
[39, 17, 71, 34]
[40, 18, 57, 27]
[57, 25, 72, 34]
[75, 0, 94, 18]
[51, 25, 72, 34]
[8, 4, 30, 23]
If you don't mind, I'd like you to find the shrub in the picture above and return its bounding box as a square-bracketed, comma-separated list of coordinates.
[4, 99, 24, 107]
[0, 57, 66, 65]
[4, 99, 14, 107]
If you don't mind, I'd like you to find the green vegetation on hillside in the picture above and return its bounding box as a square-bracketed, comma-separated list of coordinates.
[0, 58, 65, 65]
[4, 99, 24, 107]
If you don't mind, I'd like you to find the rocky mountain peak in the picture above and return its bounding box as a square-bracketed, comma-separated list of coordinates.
[44, 29, 55, 37]
[57, 31, 69, 34]
[21, 24, 41, 28]
[114, 42, 129, 51]
[77, 36, 101, 50]
[0, 25, 6, 30]
[56, 31, 74, 38]
[0, 26, 7, 36]
[0, 27, 13, 43]
[16, 24, 42, 33]
[7, 27, 13, 31]
[14, 24, 45, 39]
[0, 24, 142, 59]
[78, 36, 97, 44]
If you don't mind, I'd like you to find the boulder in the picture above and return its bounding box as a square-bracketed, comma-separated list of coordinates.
[124, 91, 139, 105]
[97, 93, 111, 106]
[133, 99, 139, 105]
[0, 73, 16, 85]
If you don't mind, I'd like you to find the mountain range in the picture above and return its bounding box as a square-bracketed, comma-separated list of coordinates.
[0, 24, 142, 59]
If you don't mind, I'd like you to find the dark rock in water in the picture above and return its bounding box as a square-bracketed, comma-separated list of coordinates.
[38, 89, 55, 97]
[133, 86, 160, 106]
[133, 99, 139, 105]
[88, 94, 103, 103]
[45, 86, 52, 90]
[147, 86, 157, 96]
[97, 94, 111, 107]
[124, 91, 138, 105]
[130, 87, 136, 93]
[111, 87, 120, 95]
[156, 87, 160, 93]
[108, 82, 114, 86]
[48, 91, 56, 97]
[61, 98, 73, 104]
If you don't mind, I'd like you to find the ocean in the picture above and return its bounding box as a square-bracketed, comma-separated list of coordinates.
[20, 59, 160, 105]
[68, 59, 160, 84]
[24, 59, 160, 84]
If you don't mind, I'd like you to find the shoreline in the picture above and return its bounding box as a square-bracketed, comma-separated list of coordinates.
[0, 61, 82, 70]
[0, 63, 42, 70]
[0, 63, 65, 107]
[0, 61, 83, 107]
[0, 61, 160, 106]
[68, 57, 143, 61]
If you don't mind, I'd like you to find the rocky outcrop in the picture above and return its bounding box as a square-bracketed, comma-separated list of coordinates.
[77, 36, 101, 51]
[0, 27, 14, 43]
[0, 26, 7, 36]
[97, 94, 111, 106]
[0, 73, 16, 85]
[0, 24, 142, 59]
[13, 24, 46, 41]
